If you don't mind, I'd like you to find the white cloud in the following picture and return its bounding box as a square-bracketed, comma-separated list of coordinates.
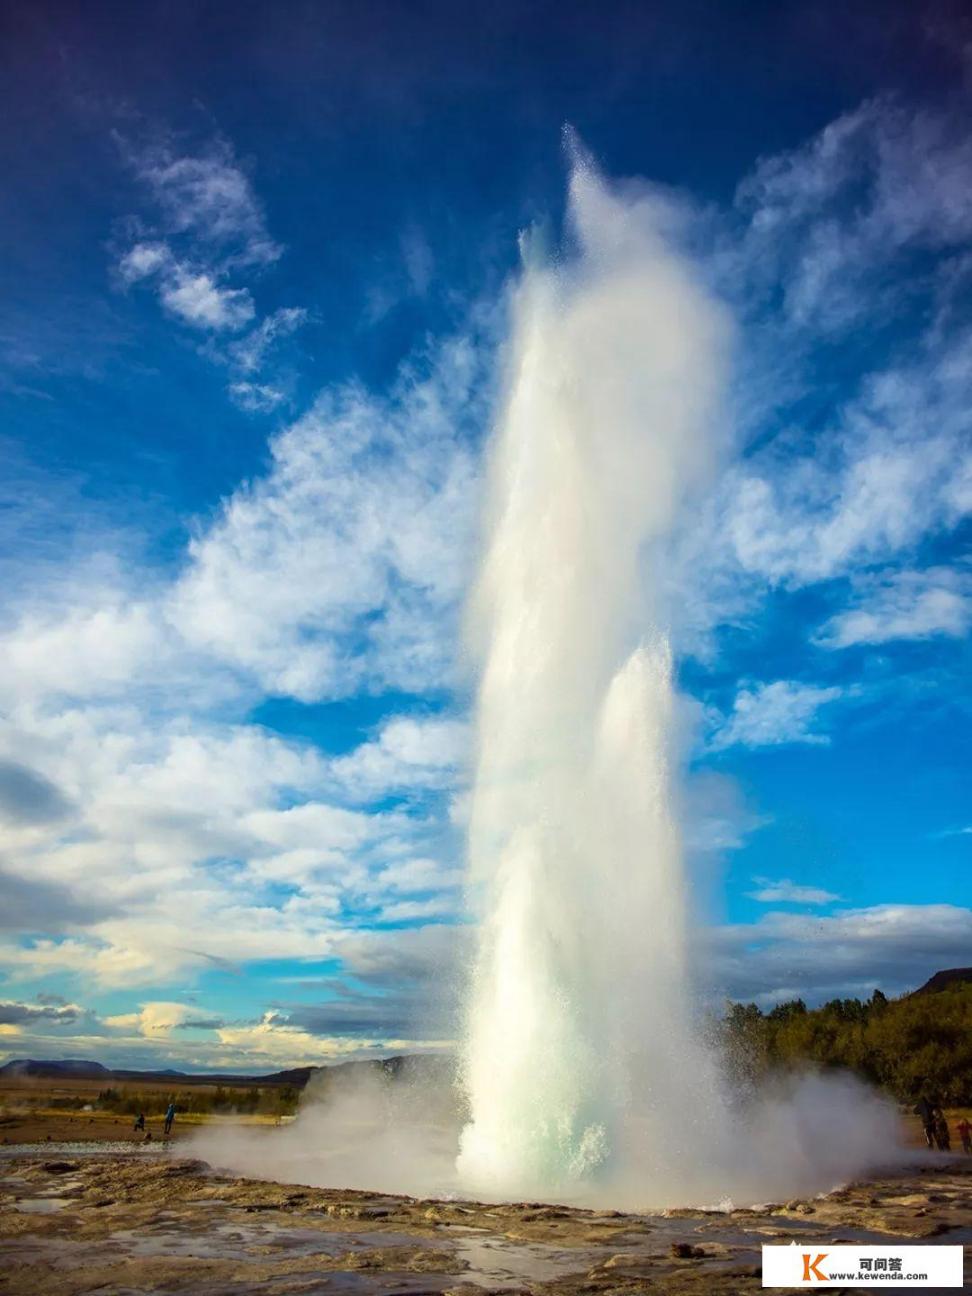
[816, 567, 972, 648]
[160, 270, 255, 331]
[375, 857, 462, 894]
[0, 1003, 449, 1069]
[0, 706, 416, 984]
[720, 345, 972, 588]
[734, 99, 972, 333]
[170, 334, 483, 701]
[213, 1015, 372, 1065]
[376, 896, 457, 923]
[709, 680, 843, 750]
[117, 241, 170, 284]
[667, 101, 972, 656]
[104, 1001, 196, 1037]
[707, 903, 972, 1005]
[0, 314, 493, 994]
[0, 937, 168, 988]
[328, 715, 467, 801]
[0, 644, 471, 989]
[230, 308, 308, 374]
[114, 137, 299, 396]
[203, 1011, 451, 1067]
[0, 601, 165, 706]
[747, 877, 841, 905]
[229, 380, 286, 412]
[130, 141, 281, 268]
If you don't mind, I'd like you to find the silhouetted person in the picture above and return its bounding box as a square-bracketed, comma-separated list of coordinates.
[163, 1103, 176, 1136]
[957, 1117, 971, 1155]
[914, 1096, 936, 1149]
[935, 1112, 951, 1152]
[133, 1112, 145, 1133]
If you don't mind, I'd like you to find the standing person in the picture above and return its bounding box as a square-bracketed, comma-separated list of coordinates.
[163, 1102, 176, 1136]
[133, 1112, 145, 1133]
[934, 1111, 951, 1152]
[956, 1116, 972, 1154]
[914, 1096, 936, 1149]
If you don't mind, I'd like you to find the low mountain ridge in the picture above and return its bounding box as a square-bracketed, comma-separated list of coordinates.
[0, 1055, 443, 1087]
[0, 1057, 316, 1085]
[910, 967, 972, 996]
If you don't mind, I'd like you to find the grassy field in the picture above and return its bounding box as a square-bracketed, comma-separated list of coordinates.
[3, 1074, 970, 1151]
[0, 1075, 299, 1143]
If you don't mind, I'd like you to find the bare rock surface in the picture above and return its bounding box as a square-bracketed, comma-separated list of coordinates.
[1, 1149, 969, 1293]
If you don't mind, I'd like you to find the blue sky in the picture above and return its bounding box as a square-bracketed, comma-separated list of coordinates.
[1, 0, 970, 1071]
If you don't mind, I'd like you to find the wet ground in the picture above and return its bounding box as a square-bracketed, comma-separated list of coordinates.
[0, 1145, 969, 1294]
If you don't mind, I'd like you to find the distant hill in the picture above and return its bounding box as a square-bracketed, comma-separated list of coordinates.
[0, 1057, 316, 1086]
[0, 1053, 445, 1088]
[911, 968, 972, 996]
[0, 1059, 112, 1080]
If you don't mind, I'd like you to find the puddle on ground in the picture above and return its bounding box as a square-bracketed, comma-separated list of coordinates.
[449, 1233, 599, 1286]
[13, 1197, 69, 1214]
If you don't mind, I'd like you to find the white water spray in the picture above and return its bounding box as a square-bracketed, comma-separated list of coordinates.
[456, 157, 730, 1198]
[456, 157, 899, 1206]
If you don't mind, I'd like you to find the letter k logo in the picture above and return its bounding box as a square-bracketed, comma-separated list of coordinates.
[802, 1252, 829, 1282]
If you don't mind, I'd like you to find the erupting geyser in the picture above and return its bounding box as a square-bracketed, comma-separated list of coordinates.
[457, 156, 732, 1199]
[455, 154, 899, 1205]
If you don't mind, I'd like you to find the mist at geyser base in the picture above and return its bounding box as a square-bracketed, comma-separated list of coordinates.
[193, 156, 903, 1209]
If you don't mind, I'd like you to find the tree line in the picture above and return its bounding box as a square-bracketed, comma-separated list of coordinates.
[95, 1084, 300, 1116]
[721, 983, 972, 1105]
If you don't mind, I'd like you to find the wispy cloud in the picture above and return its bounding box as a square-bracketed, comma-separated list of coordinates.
[668, 99, 972, 660]
[228, 380, 286, 412]
[709, 681, 844, 751]
[170, 333, 485, 701]
[229, 307, 308, 373]
[113, 135, 304, 402]
[816, 567, 972, 648]
[747, 877, 841, 905]
[123, 138, 282, 269]
[733, 97, 972, 333]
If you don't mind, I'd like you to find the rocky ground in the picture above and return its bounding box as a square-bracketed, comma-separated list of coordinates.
[0, 1147, 969, 1294]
